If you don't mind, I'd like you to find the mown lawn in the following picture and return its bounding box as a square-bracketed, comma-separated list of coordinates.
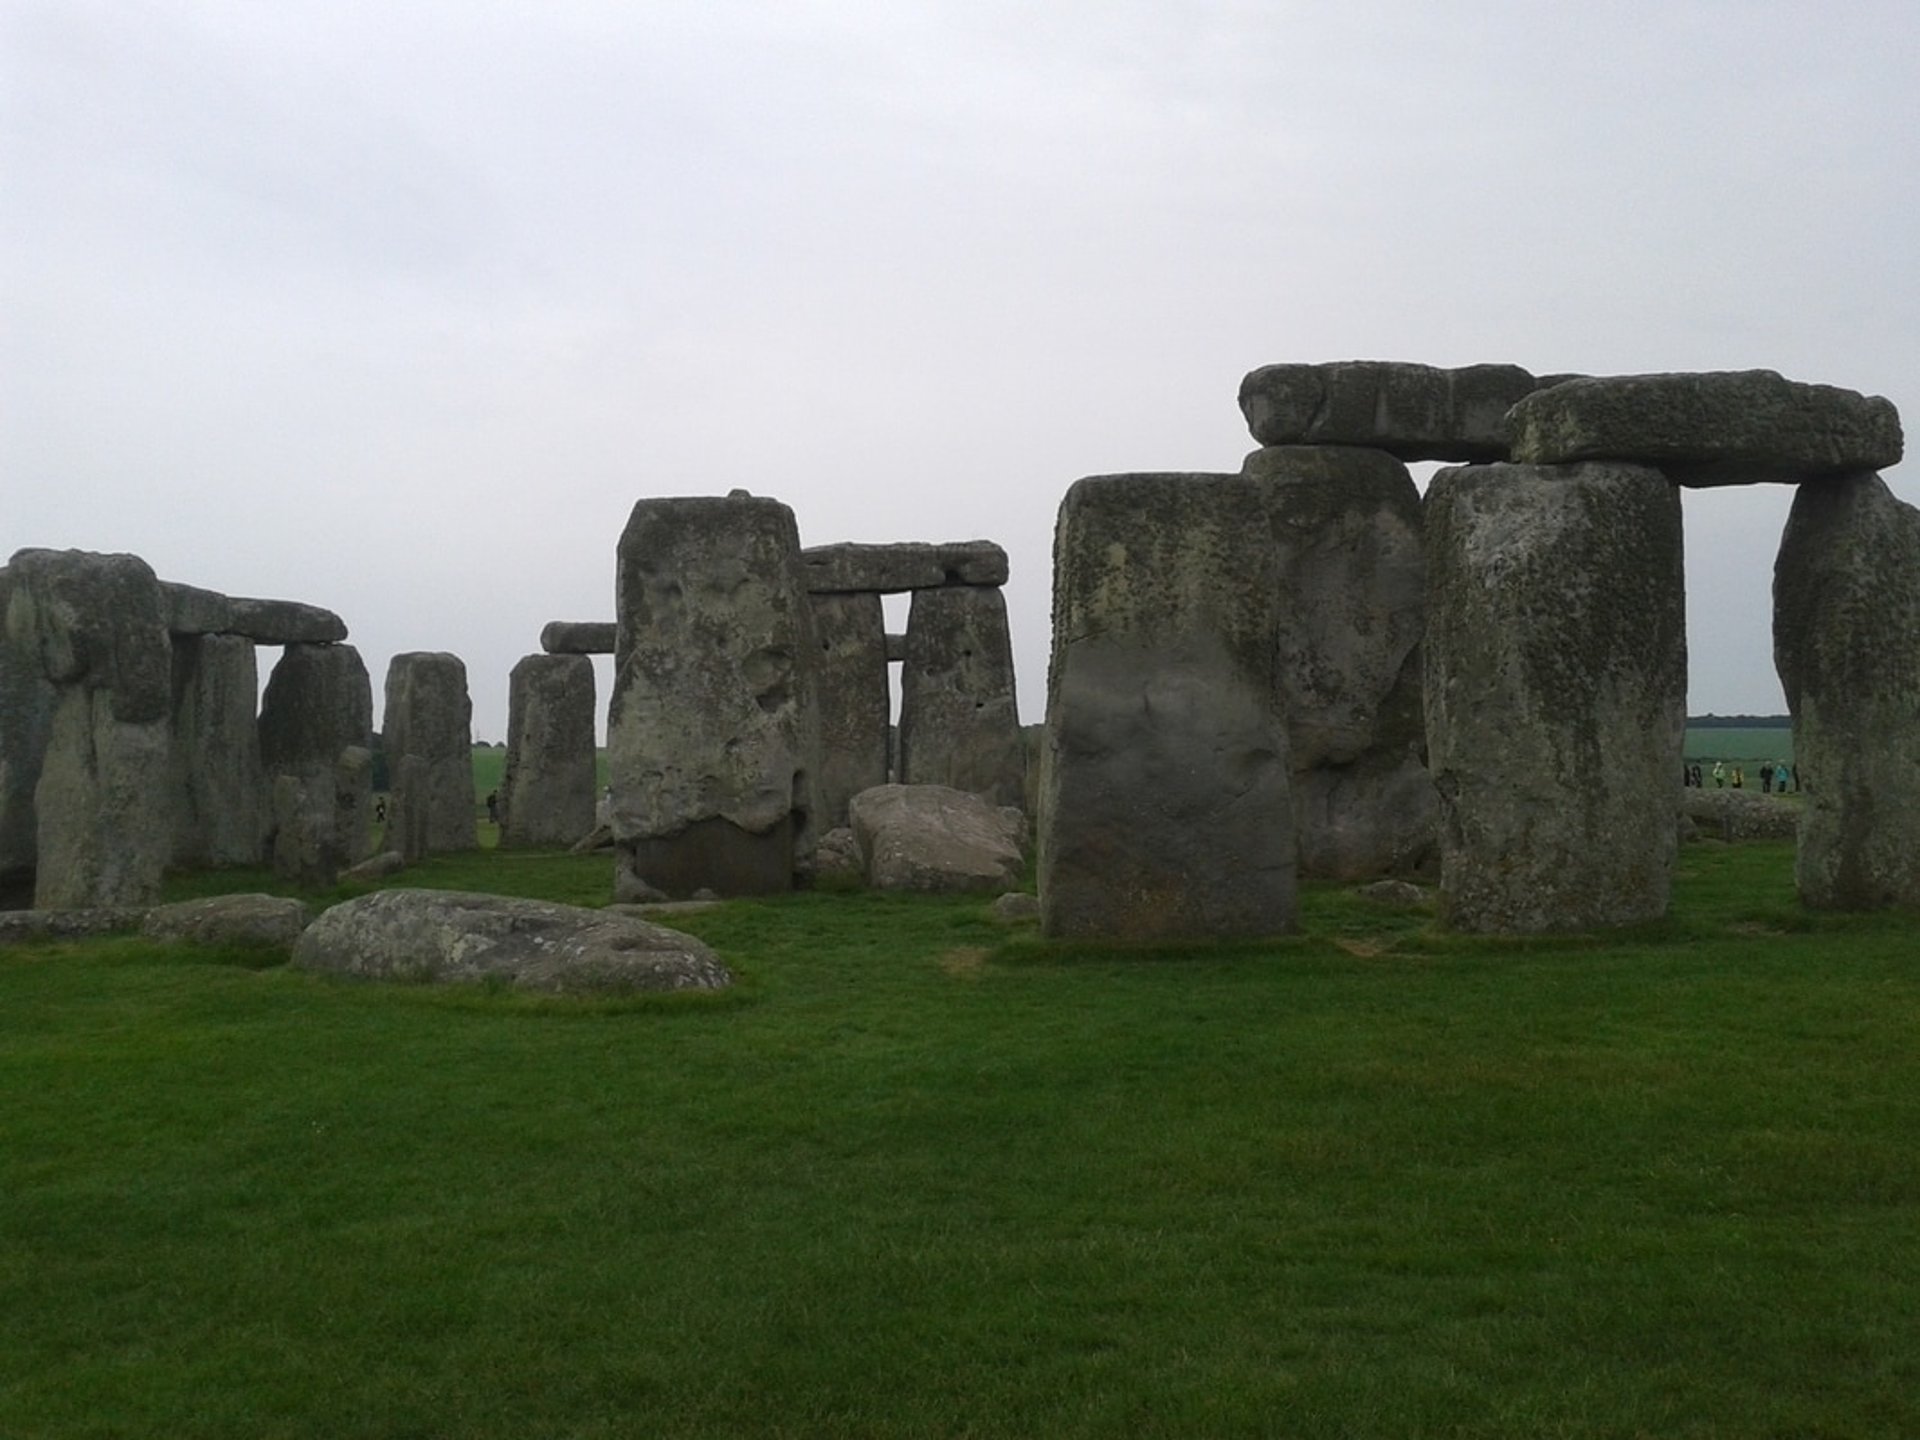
[2, 842, 1917, 1438]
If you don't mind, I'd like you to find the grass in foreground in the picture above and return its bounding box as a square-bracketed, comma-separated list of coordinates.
[3, 842, 1918, 1438]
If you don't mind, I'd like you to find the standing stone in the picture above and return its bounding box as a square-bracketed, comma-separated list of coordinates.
[1244, 445, 1435, 878]
[1773, 472, 1920, 908]
[500, 653, 598, 848]
[1423, 462, 1685, 932]
[168, 633, 265, 868]
[898, 586, 1024, 808]
[0, 568, 54, 896]
[259, 642, 374, 881]
[5, 549, 174, 909]
[383, 652, 477, 855]
[808, 592, 889, 830]
[610, 493, 819, 897]
[1041, 473, 1296, 941]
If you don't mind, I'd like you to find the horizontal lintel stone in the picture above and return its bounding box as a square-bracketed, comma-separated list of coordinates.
[540, 621, 617, 655]
[163, 582, 347, 644]
[799, 541, 1008, 594]
[1237, 360, 1541, 462]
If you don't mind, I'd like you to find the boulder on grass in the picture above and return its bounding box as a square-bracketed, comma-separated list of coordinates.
[849, 784, 1024, 894]
[142, 894, 314, 949]
[1677, 789, 1798, 842]
[291, 889, 731, 994]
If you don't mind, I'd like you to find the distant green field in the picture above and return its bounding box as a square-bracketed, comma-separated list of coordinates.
[1684, 727, 1794, 766]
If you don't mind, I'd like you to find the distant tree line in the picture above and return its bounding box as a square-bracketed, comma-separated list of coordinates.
[1687, 714, 1791, 729]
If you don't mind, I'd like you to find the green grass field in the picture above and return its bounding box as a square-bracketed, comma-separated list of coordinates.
[1683, 726, 1795, 766]
[4, 841, 1918, 1437]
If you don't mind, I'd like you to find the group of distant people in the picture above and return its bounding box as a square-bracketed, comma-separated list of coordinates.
[1683, 761, 1798, 793]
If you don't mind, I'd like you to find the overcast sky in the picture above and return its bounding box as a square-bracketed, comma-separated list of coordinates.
[6, 0, 1916, 738]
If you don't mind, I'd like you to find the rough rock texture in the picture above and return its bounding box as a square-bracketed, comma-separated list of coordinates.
[1041, 473, 1296, 941]
[1244, 446, 1435, 878]
[849, 784, 1024, 894]
[539, 621, 617, 655]
[1507, 370, 1904, 485]
[141, 893, 313, 948]
[991, 891, 1041, 922]
[0, 568, 54, 890]
[808, 825, 864, 881]
[292, 888, 733, 994]
[800, 541, 1009, 593]
[0, 907, 148, 945]
[1354, 879, 1429, 908]
[1424, 462, 1686, 932]
[1678, 788, 1798, 842]
[258, 643, 374, 880]
[1773, 472, 1920, 907]
[341, 849, 406, 883]
[6, 549, 174, 909]
[808, 592, 890, 829]
[898, 586, 1025, 807]
[609, 494, 819, 896]
[383, 652, 476, 855]
[499, 654, 597, 848]
[168, 633, 265, 868]
[162, 583, 347, 644]
[1238, 361, 1540, 462]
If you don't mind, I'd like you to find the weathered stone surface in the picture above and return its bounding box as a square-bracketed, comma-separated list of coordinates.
[1774, 472, 1920, 907]
[0, 568, 54, 890]
[258, 643, 374, 877]
[1678, 787, 1798, 842]
[141, 893, 313, 949]
[383, 652, 476, 855]
[1424, 462, 1686, 932]
[807, 825, 864, 881]
[341, 849, 406, 883]
[569, 822, 614, 855]
[808, 592, 889, 829]
[168, 633, 265, 868]
[609, 494, 818, 896]
[849, 783, 1024, 894]
[0, 907, 148, 944]
[800, 541, 1009, 594]
[1508, 370, 1904, 485]
[499, 654, 597, 848]
[6, 549, 173, 908]
[1354, 879, 1429, 908]
[291, 888, 733, 994]
[991, 891, 1040, 922]
[1244, 446, 1435, 878]
[898, 586, 1025, 807]
[162, 583, 346, 643]
[539, 621, 617, 655]
[1238, 361, 1540, 462]
[1040, 473, 1296, 941]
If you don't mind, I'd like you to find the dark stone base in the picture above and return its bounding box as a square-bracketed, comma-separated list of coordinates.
[619, 816, 794, 898]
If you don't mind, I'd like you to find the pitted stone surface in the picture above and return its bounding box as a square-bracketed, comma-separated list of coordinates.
[808, 592, 889, 830]
[1244, 445, 1435, 878]
[258, 643, 374, 880]
[609, 493, 818, 895]
[168, 633, 265, 868]
[291, 888, 733, 994]
[6, 549, 174, 908]
[0, 568, 53, 886]
[898, 585, 1024, 807]
[162, 583, 346, 644]
[142, 894, 313, 949]
[500, 653, 598, 847]
[1774, 472, 1920, 908]
[1238, 361, 1540, 462]
[849, 783, 1024, 894]
[1041, 472, 1296, 941]
[1507, 370, 1903, 484]
[383, 652, 477, 855]
[1424, 462, 1686, 932]
[540, 621, 617, 655]
[799, 541, 1009, 593]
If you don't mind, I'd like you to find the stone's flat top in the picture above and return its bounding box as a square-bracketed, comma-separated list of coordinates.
[1237, 360, 1540, 462]
[540, 621, 617, 655]
[1507, 369, 1904, 484]
[291, 888, 733, 994]
[162, 581, 347, 643]
[800, 541, 1008, 593]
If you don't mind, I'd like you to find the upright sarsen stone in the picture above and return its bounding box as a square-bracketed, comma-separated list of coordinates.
[808, 592, 889, 830]
[1423, 462, 1685, 932]
[383, 652, 477, 855]
[1244, 445, 1434, 878]
[610, 494, 819, 896]
[1773, 472, 1920, 908]
[500, 653, 598, 848]
[1041, 473, 1295, 941]
[898, 586, 1024, 808]
[259, 643, 373, 881]
[168, 633, 265, 867]
[5, 548, 174, 908]
[0, 568, 53, 892]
